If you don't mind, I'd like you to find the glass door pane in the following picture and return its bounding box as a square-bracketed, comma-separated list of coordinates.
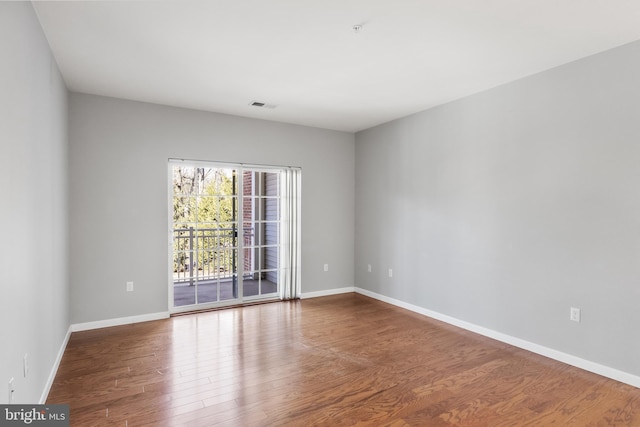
[172, 166, 239, 307]
[241, 171, 279, 299]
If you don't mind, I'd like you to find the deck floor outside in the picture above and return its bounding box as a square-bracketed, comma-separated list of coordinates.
[173, 278, 277, 306]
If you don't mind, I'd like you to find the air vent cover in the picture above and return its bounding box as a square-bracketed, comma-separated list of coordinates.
[249, 101, 276, 109]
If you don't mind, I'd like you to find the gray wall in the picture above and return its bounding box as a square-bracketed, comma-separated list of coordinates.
[0, 3, 69, 403]
[69, 94, 354, 324]
[355, 40, 640, 377]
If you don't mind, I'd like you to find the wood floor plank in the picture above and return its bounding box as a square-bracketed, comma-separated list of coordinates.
[47, 293, 640, 426]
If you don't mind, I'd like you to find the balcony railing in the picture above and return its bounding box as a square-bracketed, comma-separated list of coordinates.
[173, 226, 253, 286]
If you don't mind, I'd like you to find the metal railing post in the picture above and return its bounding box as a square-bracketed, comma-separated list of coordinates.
[189, 226, 194, 286]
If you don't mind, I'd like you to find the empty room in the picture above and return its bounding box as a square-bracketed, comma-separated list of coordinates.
[2, 1, 640, 425]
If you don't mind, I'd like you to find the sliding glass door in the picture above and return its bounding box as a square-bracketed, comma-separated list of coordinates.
[170, 161, 289, 311]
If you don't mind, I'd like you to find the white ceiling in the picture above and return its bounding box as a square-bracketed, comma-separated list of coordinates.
[33, 1, 640, 132]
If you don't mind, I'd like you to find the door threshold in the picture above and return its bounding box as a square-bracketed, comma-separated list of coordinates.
[170, 298, 284, 317]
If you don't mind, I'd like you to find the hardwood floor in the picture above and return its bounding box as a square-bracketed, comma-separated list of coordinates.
[47, 293, 640, 426]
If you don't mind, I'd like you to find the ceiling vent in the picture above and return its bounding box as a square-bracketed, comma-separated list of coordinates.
[249, 101, 276, 109]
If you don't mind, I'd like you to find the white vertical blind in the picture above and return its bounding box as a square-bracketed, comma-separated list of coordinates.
[279, 168, 301, 300]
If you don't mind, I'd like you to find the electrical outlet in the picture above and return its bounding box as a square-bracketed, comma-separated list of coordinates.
[570, 307, 581, 322]
[8, 377, 14, 403]
[367, 264, 372, 273]
[388, 269, 393, 278]
[323, 264, 328, 272]
[23, 354, 29, 378]
[126, 281, 134, 292]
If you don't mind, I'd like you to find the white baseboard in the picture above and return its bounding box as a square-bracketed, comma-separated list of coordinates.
[40, 325, 72, 404]
[70, 311, 170, 332]
[301, 286, 355, 299]
[354, 287, 640, 389]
